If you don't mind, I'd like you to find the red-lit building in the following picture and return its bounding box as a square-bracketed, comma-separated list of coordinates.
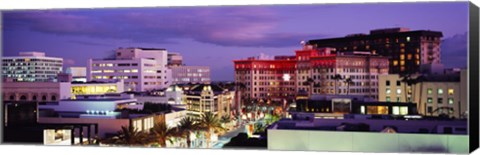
[233, 46, 389, 101]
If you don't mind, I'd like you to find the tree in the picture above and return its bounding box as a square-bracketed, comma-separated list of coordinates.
[333, 74, 343, 95]
[177, 116, 198, 148]
[344, 77, 354, 95]
[304, 77, 315, 95]
[150, 122, 177, 147]
[102, 126, 151, 146]
[198, 112, 226, 148]
[235, 82, 247, 124]
[220, 114, 232, 129]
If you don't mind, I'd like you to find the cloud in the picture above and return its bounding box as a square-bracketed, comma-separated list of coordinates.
[68, 40, 113, 47]
[3, 7, 326, 48]
[63, 59, 76, 66]
[441, 32, 467, 68]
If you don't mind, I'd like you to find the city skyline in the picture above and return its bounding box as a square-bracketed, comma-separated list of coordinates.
[2, 2, 469, 81]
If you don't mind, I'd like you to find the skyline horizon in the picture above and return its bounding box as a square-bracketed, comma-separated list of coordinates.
[2, 2, 469, 81]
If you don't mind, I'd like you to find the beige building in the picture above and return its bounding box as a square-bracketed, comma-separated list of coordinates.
[378, 70, 467, 118]
[184, 84, 233, 119]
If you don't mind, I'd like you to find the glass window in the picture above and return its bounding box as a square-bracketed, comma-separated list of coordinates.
[386, 80, 390, 86]
[427, 97, 433, 103]
[438, 89, 444, 95]
[427, 107, 433, 113]
[427, 88, 433, 95]
[438, 98, 443, 104]
[396, 88, 402, 94]
[396, 81, 401, 86]
[386, 88, 391, 94]
[392, 106, 400, 115]
[448, 98, 454, 104]
[400, 107, 408, 115]
[386, 96, 391, 102]
[448, 89, 454, 95]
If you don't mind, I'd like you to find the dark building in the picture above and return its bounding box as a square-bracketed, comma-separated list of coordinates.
[307, 28, 443, 74]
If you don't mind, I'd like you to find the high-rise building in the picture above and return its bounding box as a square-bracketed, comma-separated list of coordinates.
[295, 47, 389, 100]
[87, 48, 171, 92]
[170, 66, 211, 84]
[233, 46, 389, 101]
[167, 52, 183, 67]
[2, 52, 63, 82]
[307, 28, 443, 74]
[233, 55, 297, 100]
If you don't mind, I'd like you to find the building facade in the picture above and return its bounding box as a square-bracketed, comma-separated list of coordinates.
[307, 28, 443, 74]
[184, 84, 233, 119]
[87, 48, 172, 92]
[233, 46, 389, 101]
[167, 52, 183, 67]
[234, 56, 297, 101]
[170, 66, 211, 84]
[66, 67, 87, 82]
[378, 70, 467, 118]
[2, 52, 63, 82]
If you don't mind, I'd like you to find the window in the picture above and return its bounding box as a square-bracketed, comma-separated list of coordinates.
[386, 80, 390, 86]
[386, 96, 391, 102]
[448, 98, 454, 104]
[386, 88, 391, 94]
[396, 81, 401, 86]
[438, 98, 443, 104]
[427, 88, 433, 95]
[448, 89, 454, 95]
[406, 36, 411, 42]
[396, 88, 402, 94]
[427, 107, 433, 113]
[438, 89, 444, 95]
[427, 97, 433, 103]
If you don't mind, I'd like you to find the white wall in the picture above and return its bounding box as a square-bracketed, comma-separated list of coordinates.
[268, 130, 468, 154]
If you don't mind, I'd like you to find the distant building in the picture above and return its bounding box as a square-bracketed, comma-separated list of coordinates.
[377, 70, 467, 118]
[171, 66, 211, 84]
[307, 28, 443, 74]
[184, 84, 233, 119]
[87, 47, 172, 92]
[167, 52, 183, 67]
[133, 85, 184, 105]
[2, 52, 63, 82]
[66, 67, 87, 82]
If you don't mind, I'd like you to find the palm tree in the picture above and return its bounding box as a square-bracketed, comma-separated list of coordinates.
[198, 112, 226, 148]
[235, 82, 247, 124]
[333, 74, 343, 95]
[304, 77, 315, 95]
[102, 126, 151, 146]
[220, 114, 232, 129]
[400, 74, 415, 102]
[414, 75, 426, 115]
[344, 77, 354, 95]
[150, 122, 177, 147]
[177, 117, 198, 148]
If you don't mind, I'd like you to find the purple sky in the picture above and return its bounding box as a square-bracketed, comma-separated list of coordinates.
[2, 2, 469, 81]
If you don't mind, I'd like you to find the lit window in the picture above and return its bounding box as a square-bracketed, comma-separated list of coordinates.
[396, 88, 402, 94]
[438, 89, 444, 95]
[448, 98, 454, 104]
[427, 88, 433, 95]
[400, 61, 405, 66]
[386, 88, 391, 94]
[393, 60, 398, 66]
[407, 54, 412, 60]
[124, 70, 131, 73]
[103, 70, 114, 73]
[406, 37, 411, 42]
[427, 97, 433, 103]
[448, 89, 454, 95]
[400, 55, 405, 60]
[106, 63, 114, 67]
[91, 70, 102, 73]
[386, 97, 391, 102]
[131, 69, 138, 73]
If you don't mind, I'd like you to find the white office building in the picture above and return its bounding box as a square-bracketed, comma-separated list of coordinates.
[87, 48, 172, 92]
[2, 52, 63, 82]
[171, 66, 211, 84]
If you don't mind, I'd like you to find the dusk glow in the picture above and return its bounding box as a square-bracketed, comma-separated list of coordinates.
[2, 2, 468, 81]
